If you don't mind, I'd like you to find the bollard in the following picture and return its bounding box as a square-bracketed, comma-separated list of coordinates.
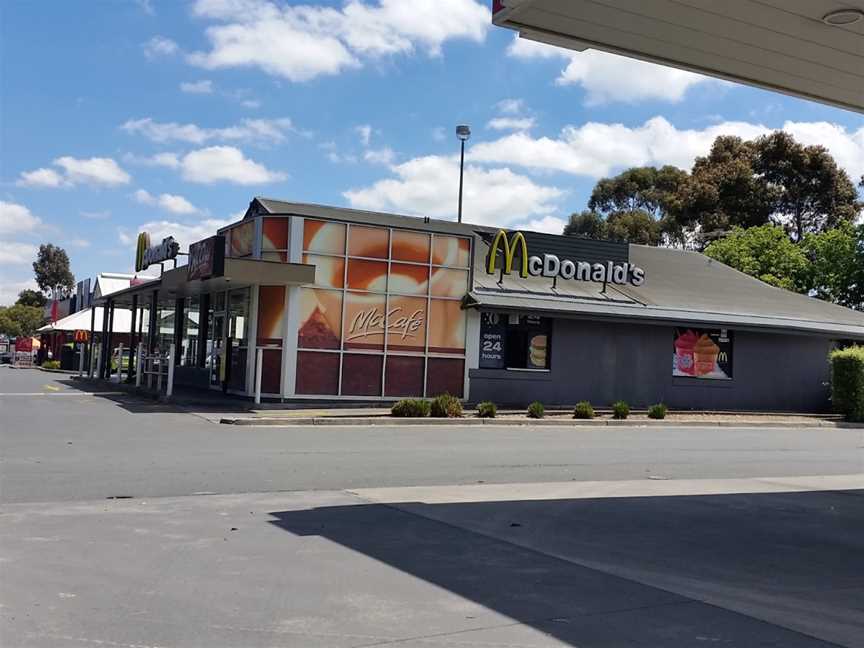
[254, 347, 263, 405]
[135, 342, 143, 388]
[78, 343, 85, 377]
[116, 343, 124, 381]
[95, 346, 102, 380]
[166, 343, 175, 398]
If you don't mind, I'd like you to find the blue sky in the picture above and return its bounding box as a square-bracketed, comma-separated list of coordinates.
[1, 0, 863, 304]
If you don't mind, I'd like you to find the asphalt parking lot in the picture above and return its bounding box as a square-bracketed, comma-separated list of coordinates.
[2, 368, 863, 647]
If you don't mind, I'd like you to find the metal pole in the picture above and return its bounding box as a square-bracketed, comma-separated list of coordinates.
[78, 343, 84, 377]
[157, 351, 163, 393]
[254, 347, 263, 405]
[167, 343, 175, 399]
[457, 138, 465, 224]
[136, 342, 143, 388]
[116, 343, 123, 381]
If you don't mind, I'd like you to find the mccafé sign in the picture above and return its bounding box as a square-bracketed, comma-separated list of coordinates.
[486, 229, 646, 287]
[135, 232, 179, 272]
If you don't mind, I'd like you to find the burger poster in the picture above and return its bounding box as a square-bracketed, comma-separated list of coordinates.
[673, 328, 733, 380]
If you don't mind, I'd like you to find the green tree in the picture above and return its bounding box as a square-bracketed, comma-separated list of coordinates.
[588, 165, 687, 218]
[16, 289, 47, 308]
[563, 210, 607, 239]
[703, 225, 809, 291]
[605, 210, 662, 246]
[674, 136, 776, 248]
[801, 222, 864, 310]
[32, 244, 75, 299]
[588, 165, 687, 245]
[752, 131, 860, 241]
[0, 304, 45, 338]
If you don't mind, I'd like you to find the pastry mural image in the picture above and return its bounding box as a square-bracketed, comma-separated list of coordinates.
[673, 328, 733, 380]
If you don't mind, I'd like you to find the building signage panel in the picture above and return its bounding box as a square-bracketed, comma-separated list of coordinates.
[479, 312, 506, 369]
[484, 229, 645, 286]
[673, 328, 733, 380]
[187, 235, 225, 281]
[135, 232, 179, 272]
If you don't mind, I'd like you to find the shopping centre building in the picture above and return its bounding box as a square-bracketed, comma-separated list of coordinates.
[93, 197, 864, 411]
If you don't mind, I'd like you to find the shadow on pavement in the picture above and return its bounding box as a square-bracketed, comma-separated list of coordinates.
[270, 489, 864, 647]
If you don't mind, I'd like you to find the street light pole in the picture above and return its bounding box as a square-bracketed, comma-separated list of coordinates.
[456, 124, 471, 223]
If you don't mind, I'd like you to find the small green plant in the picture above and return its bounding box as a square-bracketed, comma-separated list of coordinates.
[830, 346, 864, 422]
[527, 401, 545, 419]
[573, 401, 594, 419]
[477, 401, 497, 418]
[612, 400, 630, 419]
[391, 398, 431, 417]
[647, 403, 667, 419]
[41, 360, 61, 370]
[430, 393, 463, 418]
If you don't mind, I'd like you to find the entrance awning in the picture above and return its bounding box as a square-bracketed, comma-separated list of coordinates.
[94, 258, 315, 307]
[493, 0, 864, 113]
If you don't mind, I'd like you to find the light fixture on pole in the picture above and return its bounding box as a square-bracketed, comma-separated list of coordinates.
[456, 124, 471, 223]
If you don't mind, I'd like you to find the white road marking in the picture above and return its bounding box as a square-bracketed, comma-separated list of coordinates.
[0, 391, 125, 397]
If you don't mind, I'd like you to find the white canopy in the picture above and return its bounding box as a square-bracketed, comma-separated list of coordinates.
[38, 307, 134, 334]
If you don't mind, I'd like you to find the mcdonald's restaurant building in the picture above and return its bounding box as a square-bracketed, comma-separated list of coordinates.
[96, 197, 864, 411]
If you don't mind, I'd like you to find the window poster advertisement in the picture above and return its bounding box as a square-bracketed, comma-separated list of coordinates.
[479, 312, 505, 369]
[673, 328, 733, 380]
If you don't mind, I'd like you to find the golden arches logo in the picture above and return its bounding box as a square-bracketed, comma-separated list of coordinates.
[135, 232, 151, 272]
[487, 230, 528, 278]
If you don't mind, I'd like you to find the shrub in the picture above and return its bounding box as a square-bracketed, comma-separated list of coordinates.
[391, 398, 431, 418]
[830, 346, 864, 422]
[42, 360, 60, 370]
[430, 393, 463, 418]
[477, 401, 497, 418]
[647, 403, 668, 419]
[612, 400, 630, 419]
[527, 401, 545, 419]
[573, 401, 595, 419]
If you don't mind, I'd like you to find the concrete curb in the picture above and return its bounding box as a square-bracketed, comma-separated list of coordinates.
[221, 416, 864, 429]
[37, 367, 79, 374]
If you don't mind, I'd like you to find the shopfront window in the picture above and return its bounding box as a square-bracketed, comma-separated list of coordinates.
[479, 312, 551, 371]
[296, 219, 470, 397]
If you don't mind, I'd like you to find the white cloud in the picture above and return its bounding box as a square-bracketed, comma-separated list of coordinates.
[124, 152, 182, 169]
[188, 0, 489, 81]
[356, 124, 373, 146]
[0, 201, 42, 234]
[19, 157, 132, 188]
[431, 126, 446, 142]
[54, 156, 131, 186]
[16, 167, 67, 188]
[121, 116, 294, 144]
[133, 189, 198, 214]
[143, 36, 179, 58]
[0, 241, 37, 266]
[344, 155, 563, 226]
[507, 37, 714, 105]
[137, 0, 155, 16]
[180, 80, 214, 94]
[178, 146, 287, 184]
[363, 147, 395, 165]
[120, 217, 233, 253]
[487, 117, 535, 131]
[0, 277, 38, 306]
[469, 116, 864, 181]
[67, 239, 91, 248]
[511, 215, 567, 235]
[496, 98, 525, 115]
[241, 99, 261, 109]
